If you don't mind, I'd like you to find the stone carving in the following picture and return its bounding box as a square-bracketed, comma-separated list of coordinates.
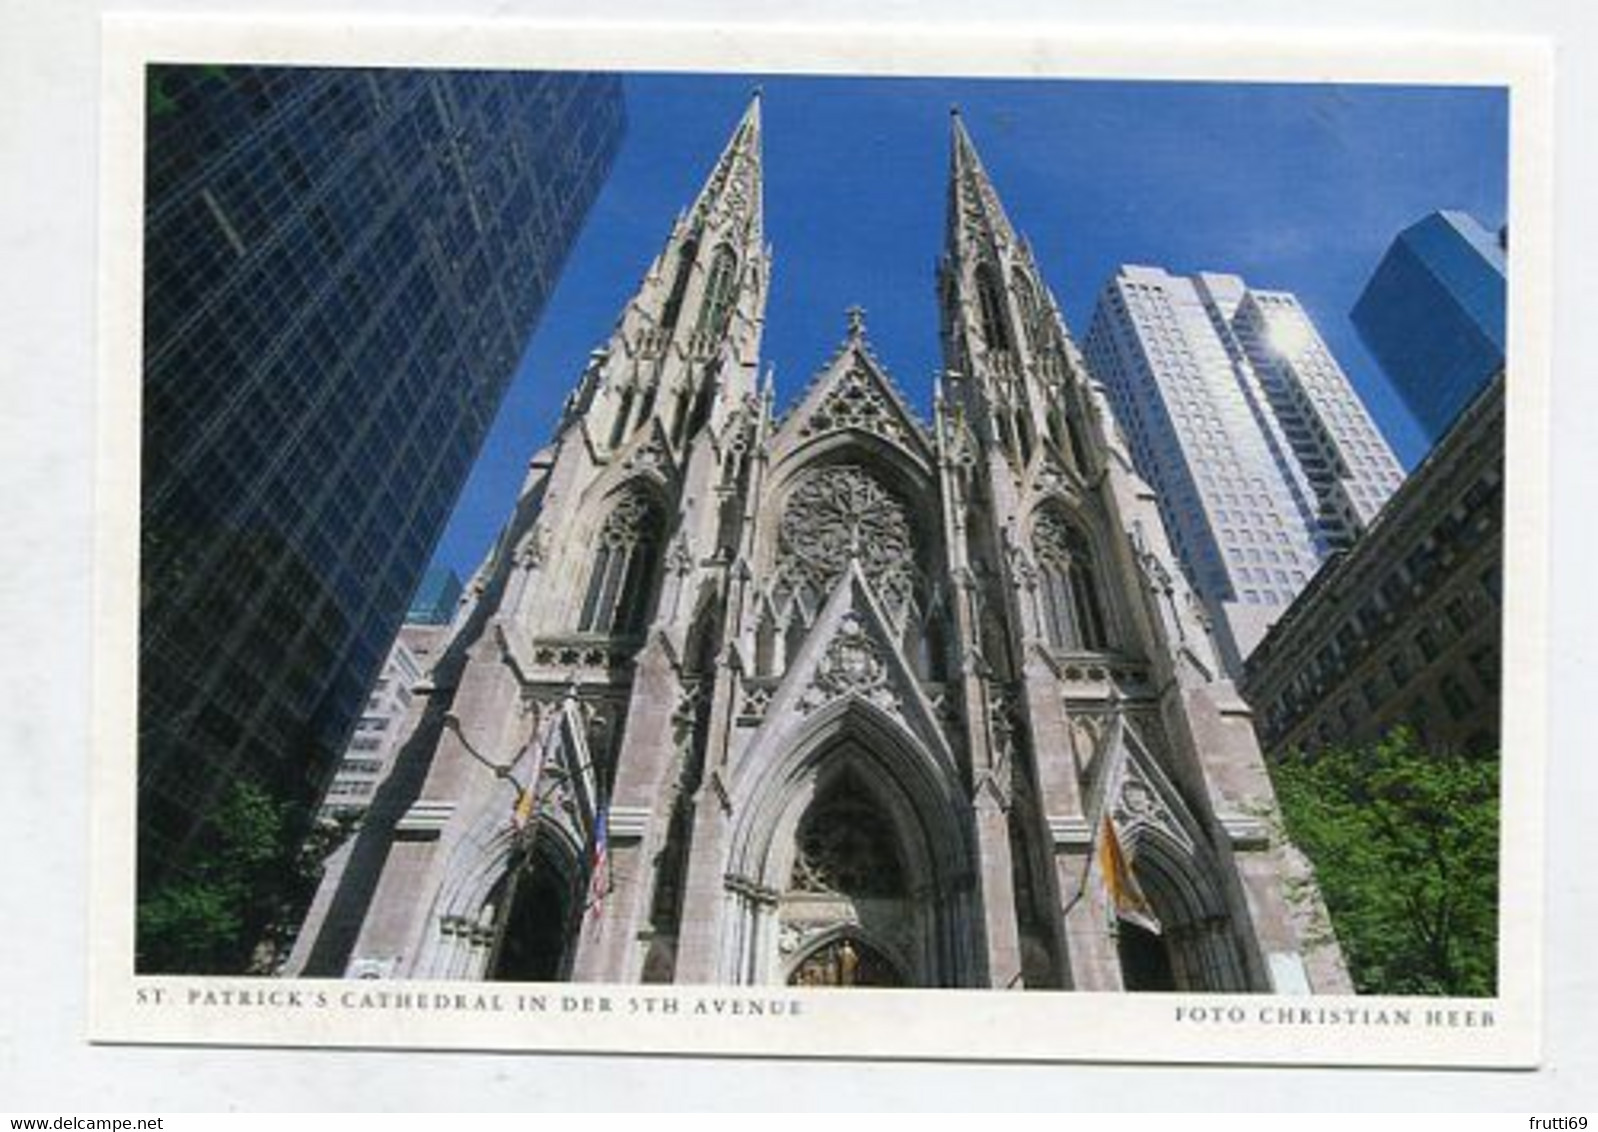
[528, 639, 637, 670]
[929, 687, 963, 732]
[514, 523, 547, 570]
[666, 531, 695, 576]
[625, 428, 673, 478]
[942, 413, 980, 472]
[799, 360, 915, 448]
[777, 921, 813, 956]
[797, 613, 902, 717]
[1033, 453, 1078, 498]
[777, 465, 918, 621]
[736, 683, 773, 722]
[597, 486, 655, 551]
[1110, 763, 1194, 855]
[1033, 508, 1084, 567]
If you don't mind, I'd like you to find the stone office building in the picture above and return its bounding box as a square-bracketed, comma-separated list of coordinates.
[1241, 374, 1504, 760]
[290, 99, 1346, 994]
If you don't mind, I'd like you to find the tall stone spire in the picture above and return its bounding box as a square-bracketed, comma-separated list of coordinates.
[573, 92, 769, 457]
[940, 110, 1082, 476]
[945, 107, 1020, 265]
[685, 88, 763, 245]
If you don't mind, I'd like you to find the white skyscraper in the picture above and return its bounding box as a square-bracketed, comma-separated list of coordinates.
[1083, 266, 1404, 675]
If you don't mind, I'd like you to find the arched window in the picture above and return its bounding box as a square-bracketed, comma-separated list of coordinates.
[695, 244, 738, 339]
[1015, 409, 1034, 464]
[776, 464, 920, 628]
[578, 488, 663, 636]
[659, 237, 698, 333]
[607, 387, 635, 450]
[1011, 269, 1041, 352]
[788, 779, 906, 899]
[1033, 509, 1109, 650]
[1064, 408, 1092, 474]
[975, 263, 1011, 351]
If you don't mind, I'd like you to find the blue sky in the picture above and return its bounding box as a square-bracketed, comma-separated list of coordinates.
[429, 73, 1507, 581]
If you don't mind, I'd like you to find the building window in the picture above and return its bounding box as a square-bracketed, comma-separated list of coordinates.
[578, 487, 663, 636]
[1440, 674, 1474, 720]
[695, 244, 738, 339]
[975, 263, 1011, 352]
[659, 235, 698, 332]
[1470, 646, 1500, 690]
[1033, 509, 1109, 651]
[1011, 269, 1042, 352]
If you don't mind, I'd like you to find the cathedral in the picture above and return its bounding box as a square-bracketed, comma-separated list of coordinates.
[289, 95, 1350, 994]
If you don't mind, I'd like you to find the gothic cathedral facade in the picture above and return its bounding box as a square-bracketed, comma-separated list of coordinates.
[290, 97, 1350, 994]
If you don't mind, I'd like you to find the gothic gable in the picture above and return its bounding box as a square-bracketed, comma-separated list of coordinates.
[733, 563, 960, 794]
[1022, 444, 1090, 507]
[770, 321, 934, 470]
[1080, 709, 1207, 859]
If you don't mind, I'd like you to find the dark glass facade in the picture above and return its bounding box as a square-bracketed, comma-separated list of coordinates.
[406, 566, 463, 626]
[137, 66, 625, 944]
[1351, 210, 1506, 443]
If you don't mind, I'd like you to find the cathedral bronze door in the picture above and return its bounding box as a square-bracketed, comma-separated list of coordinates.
[788, 935, 905, 987]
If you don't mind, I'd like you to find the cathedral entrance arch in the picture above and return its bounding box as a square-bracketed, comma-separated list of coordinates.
[485, 832, 583, 982]
[773, 766, 919, 988]
[724, 701, 981, 988]
[1117, 828, 1251, 992]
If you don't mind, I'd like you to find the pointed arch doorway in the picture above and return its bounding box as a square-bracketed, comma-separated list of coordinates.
[775, 767, 918, 988]
[724, 700, 982, 988]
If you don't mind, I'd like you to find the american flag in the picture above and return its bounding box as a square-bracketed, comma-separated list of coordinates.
[585, 805, 610, 924]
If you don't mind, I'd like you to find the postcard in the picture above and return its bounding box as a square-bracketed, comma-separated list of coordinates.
[91, 14, 1551, 1066]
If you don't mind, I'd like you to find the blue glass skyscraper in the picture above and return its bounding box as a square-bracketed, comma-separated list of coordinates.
[1351, 211, 1507, 443]
[137, 66, 624, 970]
[406, 567, 464, 626]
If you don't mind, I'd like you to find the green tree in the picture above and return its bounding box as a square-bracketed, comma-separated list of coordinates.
[1270, 728, 1499, 996]
[136, 780, 319, 974]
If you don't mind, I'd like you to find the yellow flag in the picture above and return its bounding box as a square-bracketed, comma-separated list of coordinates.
[1097, 814, 1161, 935]
[511, 783, 535, 831]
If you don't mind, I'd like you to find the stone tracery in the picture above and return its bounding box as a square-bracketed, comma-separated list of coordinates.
[798, 361, 916, 447]
[775, 464, 920, 625]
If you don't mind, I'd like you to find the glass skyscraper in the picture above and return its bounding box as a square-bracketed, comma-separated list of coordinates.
[137, 66, 624, 967]
[405, 566, 464, 626]
[1351, 210, 1507, 443]
[1084, 266, 1405, 676]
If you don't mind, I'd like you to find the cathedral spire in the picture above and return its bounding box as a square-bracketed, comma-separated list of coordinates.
[940, 112, 1084, 474]
[685, 89, 764, 244]
[578, 94, 771, 456]
[946, 108, 1019, 264]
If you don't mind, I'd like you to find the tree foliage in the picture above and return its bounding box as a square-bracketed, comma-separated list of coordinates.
[136, 780, 321, 974]
[1270, 728, 1499, 996]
